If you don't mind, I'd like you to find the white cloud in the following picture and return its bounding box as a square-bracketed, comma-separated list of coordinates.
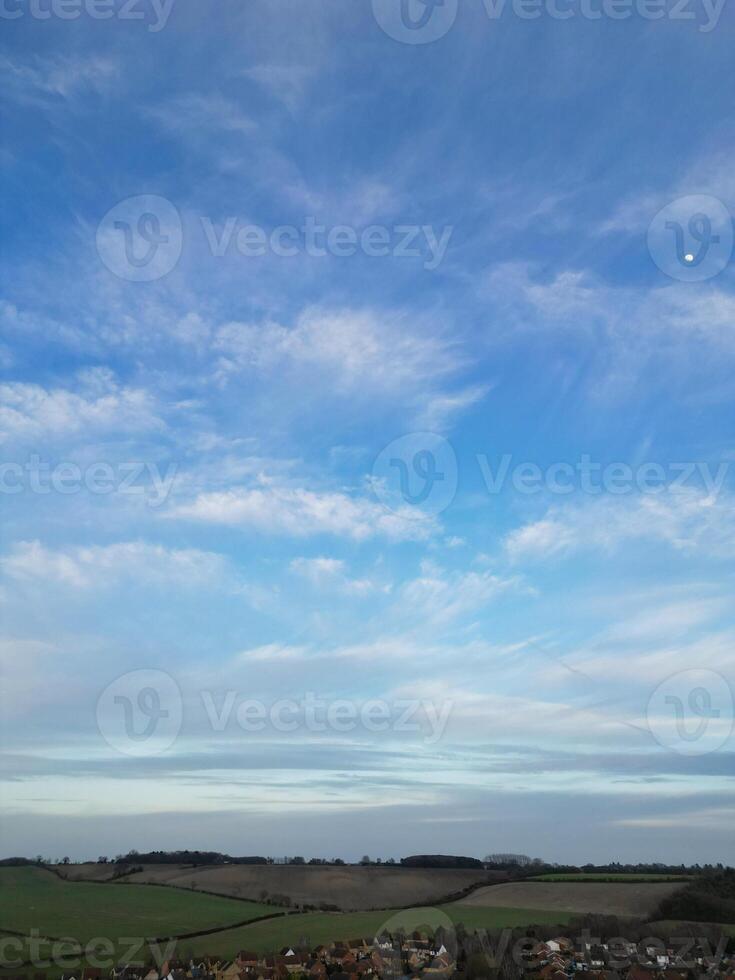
[236, 642, 310, 663]
[148, 93, 255, 140]
[233, 635, 451, 665]
[1, 540, 228, 590]
[242, 64, 314, 110]
[396, 562, 525, 627]
[168, 483, 434, 541]
[602, 597, 728, 643]
[388, 679, 636, 746]
[0, 378, 164, 443]
[599, 151, 735, 235]
[277, 176, 403, 225]
[0, 54, 118, 104]
[482, 263, 603, 326]
[482, 262, 735, 360]
[417, 384, 489, 432]
[505, 490, 735, 562]
[612, 805, 735, 831]
[548, 628, 735, 688]
[212, 306, 480, 431]
[214, 306, 462, 395]
[289, 556, 388, 595]
[290, 556, 345, 580]
[598, 193, 663, 235]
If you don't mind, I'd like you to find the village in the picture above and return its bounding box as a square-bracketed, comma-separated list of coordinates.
[60, 930, 733, 980]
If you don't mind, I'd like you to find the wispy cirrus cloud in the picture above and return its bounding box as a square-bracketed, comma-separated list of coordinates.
[0, 376, 164, 443]
[481, 261, 735, 399]
[241, 64, 315, 110]
[213, 306, 478, 430]
[213, 306, 462, 392]
[289, 556, 389, 595]
[0, 53, 119, 105]
[505, 490, 735, 563]
[147, 92, 256, 141]
[1, 540, 229, 590]
[599, 150, 735, 235]
[394, 560, 527, 629]
[167, 482, 434, 541]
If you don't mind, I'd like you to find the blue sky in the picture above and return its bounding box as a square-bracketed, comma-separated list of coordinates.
[1, 0, 734, 864]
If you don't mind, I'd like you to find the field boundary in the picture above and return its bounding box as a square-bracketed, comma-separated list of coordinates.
[527, 875, 693, 884]
[46, 864, 511, 913]
[44, 864, 288, 909]
[0, 908, 297, 949]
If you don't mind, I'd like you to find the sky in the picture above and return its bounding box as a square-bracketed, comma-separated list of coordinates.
[0, 0, 734, 865]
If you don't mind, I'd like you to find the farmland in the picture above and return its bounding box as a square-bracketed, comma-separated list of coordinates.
[0, 865, 579, 970]
[530, 873, 693, 883]
[103, 863, 496, 911]
[456, 881, 684, 917]
[0, 864, 700, 975]
[0, 866, 274, 942]
[178, 905, 574, 958]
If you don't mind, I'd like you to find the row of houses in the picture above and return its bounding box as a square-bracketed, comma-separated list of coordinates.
[524, 936, 735, 980]
[33, 934, 453, 980]
[170, 934, 454, 980]
[16, 931, 735, 980]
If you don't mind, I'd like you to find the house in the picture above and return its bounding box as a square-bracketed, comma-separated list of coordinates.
[236, 953, 260, 970]
[282, 954, 308, 975]
[214, 961, 242, 980]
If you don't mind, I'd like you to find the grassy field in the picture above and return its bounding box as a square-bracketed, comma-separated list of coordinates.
[0, 866, 274, 942]
[444, 905, 573, 930]
[0, 866, 576, 972]
[121, 863, 495, 911]
[648, 920, 735, 938]
[530, 874, 693, 883]
[177, 904, 574, 957]
[458, 881, 684, 917]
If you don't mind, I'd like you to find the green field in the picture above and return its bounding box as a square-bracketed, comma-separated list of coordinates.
[0, 867, 275, 942]
[0, 866, 576, 972]
[2, 904, 573, 965]
[529, 874, 693, 883]
[444, 905, 573, 930]
[648, 920, 735, 938]
[178, 904, 573, 957]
